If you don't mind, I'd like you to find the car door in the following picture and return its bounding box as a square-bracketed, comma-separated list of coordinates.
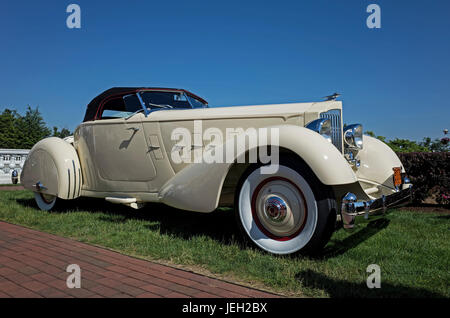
[91, 95, 157, 192]
[93, 116, 156, 182]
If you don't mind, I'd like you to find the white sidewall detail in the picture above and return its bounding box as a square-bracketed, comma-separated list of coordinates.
[238, 165, 318, 255]
[34, 192, 56, 211]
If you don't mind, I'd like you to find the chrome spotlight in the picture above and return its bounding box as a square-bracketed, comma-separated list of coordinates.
[306, 118, 332, 143]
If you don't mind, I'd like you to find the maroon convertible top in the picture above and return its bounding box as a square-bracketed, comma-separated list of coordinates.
[83, 87, 207, 122]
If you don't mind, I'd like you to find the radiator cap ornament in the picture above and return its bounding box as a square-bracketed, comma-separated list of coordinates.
[324, 93, 341, 101]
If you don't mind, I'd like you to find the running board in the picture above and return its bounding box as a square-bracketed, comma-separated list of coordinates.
[105, 197, 145, 209]
[364, 187, 379, 195]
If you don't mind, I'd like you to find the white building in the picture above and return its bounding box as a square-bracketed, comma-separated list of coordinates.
[0, 149, 30, 184]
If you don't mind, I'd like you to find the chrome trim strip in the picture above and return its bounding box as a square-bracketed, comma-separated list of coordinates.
[72, 160, 76, 199]
[67, 169, 71, 199]
[78, 168, 82, 197]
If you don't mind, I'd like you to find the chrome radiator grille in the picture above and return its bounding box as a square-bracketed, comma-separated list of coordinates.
[320, 109, 342, 152]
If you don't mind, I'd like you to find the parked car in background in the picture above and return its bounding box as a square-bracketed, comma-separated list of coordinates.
[21, 87, 412, 255]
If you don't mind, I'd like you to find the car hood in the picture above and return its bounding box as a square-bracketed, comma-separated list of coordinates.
[148, 100, 342, 123]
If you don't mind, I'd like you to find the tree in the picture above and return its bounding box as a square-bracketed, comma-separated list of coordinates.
[0, 106, 72, 149]
[0, 109, 20, 148]
[17, 106, 51, 149]
[420, 137, 450, 152]
[364, 131, 386, 143]
[386, 138, 430, 153]
[364, 131, 449, 153]
[52, 127, 72, 139]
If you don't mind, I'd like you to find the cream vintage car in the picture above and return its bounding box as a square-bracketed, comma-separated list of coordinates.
[21, 87, 412, 255]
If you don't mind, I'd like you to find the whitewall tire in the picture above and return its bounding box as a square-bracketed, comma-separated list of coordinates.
[236, 159, 336, 255]
[34, 192, 57, 211]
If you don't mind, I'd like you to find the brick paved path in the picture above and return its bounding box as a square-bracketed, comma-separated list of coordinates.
[0, 186, 24, 191]
[0, 221, 279, 298]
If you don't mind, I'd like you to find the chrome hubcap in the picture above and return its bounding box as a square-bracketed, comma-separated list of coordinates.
[264, 197, 287, 223]
[253, 178, 308, 238]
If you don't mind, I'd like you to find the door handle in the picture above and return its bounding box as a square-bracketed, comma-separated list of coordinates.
[126, 127, 140, 132]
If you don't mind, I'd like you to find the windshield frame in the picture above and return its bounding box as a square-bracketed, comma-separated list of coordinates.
[136, 89, 207, 116]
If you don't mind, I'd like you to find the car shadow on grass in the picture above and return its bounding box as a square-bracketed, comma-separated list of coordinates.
[434, 214, 450, 220]
[294, 269, 445, 298]
[16, 196, 390, 258]
[16, 196, 242, 246]
[316, 218, 391, 260]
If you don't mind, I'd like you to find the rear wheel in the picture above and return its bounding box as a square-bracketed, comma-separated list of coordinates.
[235, 158, 336, 255]
[34, 192, 57, 211]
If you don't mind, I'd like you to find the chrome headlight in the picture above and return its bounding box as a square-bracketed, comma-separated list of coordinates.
[343, 124, 363, 150]
[306, 118, 332, 143]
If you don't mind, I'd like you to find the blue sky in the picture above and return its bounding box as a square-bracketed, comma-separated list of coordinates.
[0, 0, 449, 141]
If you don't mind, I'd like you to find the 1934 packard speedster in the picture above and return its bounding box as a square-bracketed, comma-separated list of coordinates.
[21, 87, 412, 255]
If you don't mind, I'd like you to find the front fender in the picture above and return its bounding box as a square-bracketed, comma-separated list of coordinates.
[21, 137, 82, 200]
[272, 125, 356, 185]
[356, 135, 405, 188]
[159, 125, 356, 212]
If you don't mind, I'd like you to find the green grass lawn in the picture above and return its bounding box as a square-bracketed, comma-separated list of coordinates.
[0, 190, 449, 298]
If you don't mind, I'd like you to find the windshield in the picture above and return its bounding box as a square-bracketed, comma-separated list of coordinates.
[139, 91, 192, 110]
[187, 95, 207, 108]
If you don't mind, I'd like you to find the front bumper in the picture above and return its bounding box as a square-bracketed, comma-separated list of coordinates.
[341, 185, 412, 229]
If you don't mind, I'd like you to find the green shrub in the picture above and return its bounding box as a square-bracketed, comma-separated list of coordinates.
[398, 152, 450, 206]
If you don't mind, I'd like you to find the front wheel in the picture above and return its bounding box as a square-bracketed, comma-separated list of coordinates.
[235, 159, 336, 255]
[34, 192, 57, 211]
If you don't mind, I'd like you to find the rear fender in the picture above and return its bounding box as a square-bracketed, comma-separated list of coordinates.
[21, 137, 82, 199]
